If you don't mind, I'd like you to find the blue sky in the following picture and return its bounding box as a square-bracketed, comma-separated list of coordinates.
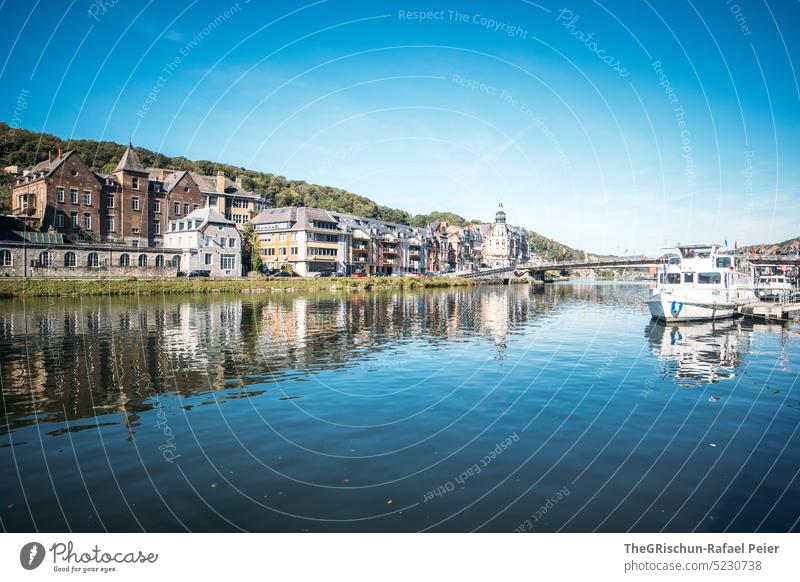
[1, 0, 798, 254]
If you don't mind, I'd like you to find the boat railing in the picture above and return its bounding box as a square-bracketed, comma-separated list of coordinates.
[752, 286, 800, 305]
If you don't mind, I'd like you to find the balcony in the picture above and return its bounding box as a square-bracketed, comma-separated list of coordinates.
[13, 205, 37, 216]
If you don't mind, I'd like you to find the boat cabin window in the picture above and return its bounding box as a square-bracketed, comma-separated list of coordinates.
[668, 257, 680, 265]
[680, 247, 712, 259]
[715, 257, 732, 268]
[683, 272, 694, 283]
[697, 272, 721, 284]
[660, 273, 681, 284]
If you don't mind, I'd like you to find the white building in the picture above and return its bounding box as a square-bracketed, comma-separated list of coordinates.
[164, 207, 241, 277]
[482, 202, 529, 268]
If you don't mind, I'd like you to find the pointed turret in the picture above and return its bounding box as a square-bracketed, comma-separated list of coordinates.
[114, 143, 146, 173]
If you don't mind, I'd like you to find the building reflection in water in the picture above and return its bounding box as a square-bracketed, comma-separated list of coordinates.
[0, 286, 535, 436]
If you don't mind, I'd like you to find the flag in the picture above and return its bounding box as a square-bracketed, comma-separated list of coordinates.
[724, 239, 728, 247]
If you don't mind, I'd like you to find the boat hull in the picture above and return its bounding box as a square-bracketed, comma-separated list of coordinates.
[646, 292, 736, 322]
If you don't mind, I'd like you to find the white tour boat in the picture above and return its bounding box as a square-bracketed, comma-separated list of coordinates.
[646, 244, 755, 322]
[755, 274, 793, 301]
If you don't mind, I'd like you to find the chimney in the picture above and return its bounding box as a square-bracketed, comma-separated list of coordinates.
[216, 170, 225, 193]
[235, 176, 242, 190]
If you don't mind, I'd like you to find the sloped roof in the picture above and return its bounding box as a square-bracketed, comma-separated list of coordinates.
[184, 206, 233, 226]
[113, 145, 146, 173]
[25, 151, 73, 177]
[12, 230, 65, 244]
[189, 171, 261, 199]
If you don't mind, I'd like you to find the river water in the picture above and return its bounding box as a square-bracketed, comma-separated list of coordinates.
[1, 282, 798, 532]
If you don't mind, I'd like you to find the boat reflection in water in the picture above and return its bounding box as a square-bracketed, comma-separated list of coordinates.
[644, 318, 753, 387]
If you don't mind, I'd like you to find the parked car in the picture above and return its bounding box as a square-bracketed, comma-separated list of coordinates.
[272, 271, 298, 278]
[187, 269, 211, 278]
[352, 270, 367, 278]
[314, 270, 334, 278]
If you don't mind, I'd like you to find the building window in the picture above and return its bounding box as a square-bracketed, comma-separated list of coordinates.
[119, 253, 130, 267]
[264, 248, 275, 256]
[278, 247, 287, 255]
[153, 199, 161, 213]
[64, 251, 77, 267]
[193, 204, 199, 210]
[70, 188, 78, 204]
[183, 203, 190, 215]
[39, 251, 52, 267]
[203, 236, 211, 247]
[138, 254, 148, 267]
[220, 254, 236, 270]
[279, 233, 286, 242]
[83, 213, 91, 230]
[132, 227, 140, 234]
[83, 190, 91, 205]
[290, 246, 298, 255]
[0, 249, 12, 266]
[153, 221, 161, 235]
[107, 193, 115, 208]
[132, 177, 139, 190]
[57, 187, 65, 202]
[132, 240, 139, 248]
[70, 212, 78, 228]
[204, 253, 212, 265]
[56, 212, 65, 228]
[155, 255, 164, 267]
[107, 216, 115, 232]
[233, 214, 247, 224]
[209, 196, 217, 206]
[87, 252, 99, 267]
[172, 255, 181, 268]
[132, 196, 140, 210]
[174, 202, 181, 215]
[228, 237, 236, 247]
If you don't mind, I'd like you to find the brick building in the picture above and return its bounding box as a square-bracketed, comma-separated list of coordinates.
[10, 145, 265, 247]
